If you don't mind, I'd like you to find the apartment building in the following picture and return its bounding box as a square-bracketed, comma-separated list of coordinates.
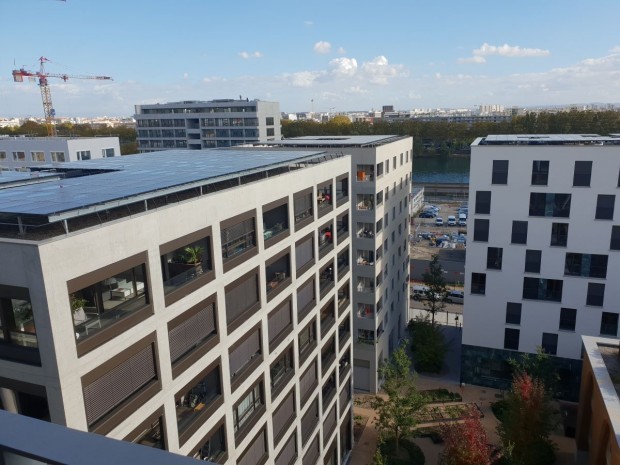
[0, 149, 353, 465]
[266, 136, 413, 393]
[135, 99, 281, 153]
[0, 136, 119, 170]
[463, 134, 620, 400]
[575, 336, 620, 465]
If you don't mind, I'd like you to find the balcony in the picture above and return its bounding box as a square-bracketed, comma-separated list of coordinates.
[319, 265, 335, 299]
[320, 301, 336, 339]
[317, 185, 333, 218]
[337, 283, 350, 317]
[338, 317, 351, 348]
[357, 303, 374, 319]
[356, 250, 374, 266]
[321, 374, 337, 411]
[263, 204, 289, 247]
[356, 165, 374, 182]
[336, 176, 349, 207]
[318, 224, 334, 259]
[337, 250, 349, 280]
[356, 194, 374, 212]
[356, 278, 375, 294]
[357, 329, 375, 345]
[265, 254, 291, 301]
[357, 223, 375, 239]
[339, 351, 351, 385]
[336, 214, 349, 243]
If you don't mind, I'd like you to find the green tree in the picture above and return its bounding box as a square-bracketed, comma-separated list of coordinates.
[370, 445, 387, 465]
[371, 344, 425, 454]
[498, 373, 558, 465]
[421, 254, 447, 325]
[508, 346, 560, 396]
[408, 315, 447, 373]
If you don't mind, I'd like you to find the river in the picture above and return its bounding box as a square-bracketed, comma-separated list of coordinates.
[412, 156, 470, 184]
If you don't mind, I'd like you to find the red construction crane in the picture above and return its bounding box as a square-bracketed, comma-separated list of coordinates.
[12, 57, 112, 137]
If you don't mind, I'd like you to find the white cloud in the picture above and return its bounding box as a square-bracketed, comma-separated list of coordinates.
[458, 56, 486, 64]
[361, 56, 406, 84]
[286, 71, 325, 87]
[304, 20, 313, 26]
[329, 57, 358, 77]
[611, 46, 620, 53]
[338, 47, 346, 55]
[473, 42, 550, 58]
[313, 41, 331, 54]
[345, 86, 367, 94]
[239, 51, 263, 59]
[183, 73, 189, 79]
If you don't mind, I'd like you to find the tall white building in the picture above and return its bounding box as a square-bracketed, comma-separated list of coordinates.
[134, 99, 281, 153]
[266, 136, 413, 393]
[0, 149, 353, 464]
[463, 134, 620, 400]
[0, 136, 120, 170]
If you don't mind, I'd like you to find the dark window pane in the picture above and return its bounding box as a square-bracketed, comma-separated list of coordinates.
[529, 193, 571, 218]
[486, 247, 503, 270]
[525, 250, 542, 273]
[505, 303, 522, 325]
[471, 273, 486, 295]
[611, 226, 620, 250]
[492, 160, 508, 185]
[541, 333, 558, 355]
[475, 191, 491, 215]
[522, 278, 562, 302]
[596, 195, 615, 220]
[504, 328, 519, 350]
[586, 282, 605, 306]
[573, 161, 592, 187]
[531, 160, 549, 186]
[559, 308, 576, 331]
[600, 312, 619, 336]
[550, 223, 568, 247]
[473, 219, 489, 242]
[511, 221, 528, 245]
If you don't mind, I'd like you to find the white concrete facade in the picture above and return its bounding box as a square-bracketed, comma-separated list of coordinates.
[0, 136, 120, 170]
[0, 151, 353, 465]
[266, 136, 413, 393]
[135, 99, 281, 153]
[463, 135, 620, 398]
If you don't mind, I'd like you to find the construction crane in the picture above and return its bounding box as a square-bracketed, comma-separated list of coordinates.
[12, 57, 112, 137]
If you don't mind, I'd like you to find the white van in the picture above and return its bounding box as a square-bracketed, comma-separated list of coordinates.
[458, 213, 467, 226]
[410, 285, 430, 300]
[447, 215, 456, 226]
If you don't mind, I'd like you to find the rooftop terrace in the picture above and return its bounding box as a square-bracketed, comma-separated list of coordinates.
[271, 135, 407, 148]
[474, 134, 620, 146]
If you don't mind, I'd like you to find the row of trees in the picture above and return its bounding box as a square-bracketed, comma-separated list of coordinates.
[283, 110, 620, 156]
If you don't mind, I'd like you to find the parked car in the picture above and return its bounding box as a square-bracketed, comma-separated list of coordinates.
[411, 285, 430, 300]
[444, 290, 464, 304]
[456, 235, 467, 244]
[435, 217, 444, 226]
[419, 211, 435, 218]
[447, 215, 457, 226]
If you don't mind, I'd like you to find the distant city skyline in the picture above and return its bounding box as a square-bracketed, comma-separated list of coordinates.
[2, 0, 620, 117]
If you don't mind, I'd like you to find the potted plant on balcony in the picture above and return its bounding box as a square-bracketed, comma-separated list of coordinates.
[184, 246, 204, 274]
[70, 294, 87, 314]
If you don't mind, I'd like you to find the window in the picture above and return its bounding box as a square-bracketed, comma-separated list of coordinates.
[266, 117, 275, 125]
[525, 250, 542, 273]
[0, 285, 39, 363]
[298, 322, 317, 362]
[319, 261, 335, 298]
[12, 151, 25, 161]
[130, 414, 165, 450]
[504, 328, 519, 350]
[225, 270, 260, 326]
[511, 221, 528, 244]
[30, 151, 45, 162]
[275, 433, 297, 465]
[229, 327, 262, 380]
[102, 148, 115, 157]
[492, 160, 508, 184]
[529, 193, 571, 217]
[573, 161, 592, 187]
[564, 253, 608, 278]
[376, 162, 383, 178]
[473, 219, 489, 242]
[392, 156, 396, 170]
[505, 303, 521, 325]
[595, 195, 615, 220]
[233, 383, 264, 433]
[265, 251, 291, 298]
[600, 312, 619, 336]
[160, 234, 212, 296]
[175, 364, 222, 436]
[168, 299, 217, 369]
[356, 164, 374, 182]
[337, 247, 349, 279]
[318, 222, 334, 256]
[541, 333, 558, 355]
[586, 282, 605, 306]
[77, 150, 91, 160]
[295, 234, 314, 273]
[317, 181, 333, 216]
[268, 300, 292, 350]
[471, 273, 486, 295]
[297, 278, 316, 321]
[611, 226, 620, 250]
[522, 278, 563, 302]
[195, 424, 226, 462]
[50, 151, 65, 162]
[294, 190, 313, 225]
[271, 346, 294, 391]
[550, 223, 568, 247]
[475, 191, 491, 214]
[486, 247, 502, 270]
[0, 151, 6, 160]
[531, 160, 549, 186]
[357, 194, 373, 211]
[263, 203, 289, 243]
[221, 215, 256, 261]
[375, 218, 383, 233]
[336, 175, 348, 202]
[559, 308, 576, 331]
[320, 300, 336, 337]
[266, 128, 275, 137]
[376, 191, 383, 207]
[336, 212, 349, 242]
[70, 263, 149, 343]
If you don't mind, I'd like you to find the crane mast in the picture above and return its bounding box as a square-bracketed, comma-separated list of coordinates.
[12, 57, 112, 137]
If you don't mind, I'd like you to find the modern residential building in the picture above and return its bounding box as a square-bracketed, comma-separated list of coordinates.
[462, 134, 620, 400]
[134, 99, 281, 153]
[575, 336, 620, 465]
[264, 135, 413, 393]
[0, 136, 120, 170]
[0, 149, 353, 465]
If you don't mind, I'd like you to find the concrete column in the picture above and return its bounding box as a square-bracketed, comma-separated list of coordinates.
[0, 388, 18, 414]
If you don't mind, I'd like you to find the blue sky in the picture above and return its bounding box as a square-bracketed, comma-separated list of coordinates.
[2, 0, 620, 117]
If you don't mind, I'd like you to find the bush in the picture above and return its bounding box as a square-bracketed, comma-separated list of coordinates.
[491, 399, 508, 422]
[421, 388, 462, 404]
[379, 438, 425, 465]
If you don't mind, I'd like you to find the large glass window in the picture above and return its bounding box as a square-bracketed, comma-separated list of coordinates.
[504, 328, 519, 350]
[511, 221, 528, 245]
[30, 151, 45, 162]
[522, 278, 563, 302]
[492, 160, 508, 184]
[263, 204, 289, 241]
[573, 161, 592, 187]
[12, 151, 25, 161]
[600, 312, 619, 336]
[595, 195, 615, 220]
[475, 191, 491, 214]
[586, 282, 605, 306]
[474, 219, 489, 242]
[0, 289, 37, 351]
[525, 250, 542, 273]
[71, 264, 149, 341]
[610, 226, 620, 250]
[221, 217, 256, 260]
[294, 191, 313, 224]
[471, 273, 486, 295]
[529, 193, 571, 217]
[266, 253, 291, 296]
[564, 253, 608, 278]
[50, 151, 65, 162]
[505, 303, 521, 325]
[161, 237, 212, 294]
[234, 383, 264, 432]
[356, 164, 374, 182]
[195, 424, 226, 462]
[486, 247, 502, 270]
[176, 365, 221, 434]
[541, 333, 558, 355]
[271, 346, 294, 390]
[531, 160, 549, 186]
[550, 223, 568, 247]
[559, 308, 576, 331]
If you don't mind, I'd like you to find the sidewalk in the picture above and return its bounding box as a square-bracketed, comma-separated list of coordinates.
[349, 323, 577, 465]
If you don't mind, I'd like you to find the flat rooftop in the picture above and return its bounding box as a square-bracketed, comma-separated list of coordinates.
[474, 134, 620, 146]
[271, 135, 407, 148]
[0, 148, 338, 239]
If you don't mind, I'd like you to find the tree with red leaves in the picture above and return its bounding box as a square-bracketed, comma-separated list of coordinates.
[498, 372, 558, 465]
[439, 405, 492, 465]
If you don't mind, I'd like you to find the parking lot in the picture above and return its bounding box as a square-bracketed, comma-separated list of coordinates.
[410, 201, 467, 261]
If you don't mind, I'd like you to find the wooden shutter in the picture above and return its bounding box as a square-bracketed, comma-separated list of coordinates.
[299, 361, 317, 402]
[273, 390, 295, 440]
[169, 303, 215, 363]
[275, 433, 297, 465]
[237, 428, 267, 465]
[230, 328, 261, 377]
[296, 237, 314, 270]
[296, 280, 315, 316]
[226, 272, 259, 323]
[268, 300, 292, 344]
